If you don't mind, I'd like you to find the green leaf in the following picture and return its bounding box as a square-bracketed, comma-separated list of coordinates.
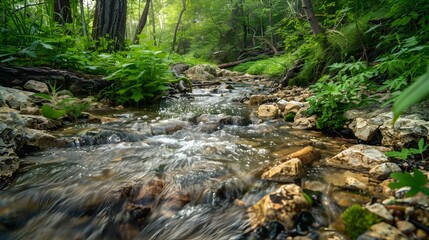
[33, 93, 53, 101]
[40, 42, 54, 50]
[389, 169, 429, 197]
[385, 148, 410, 160]
[41, 105, 66, 120]
[393, 66, 429, 123]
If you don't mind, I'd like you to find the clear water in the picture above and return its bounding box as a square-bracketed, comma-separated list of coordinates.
[0, 86, 357, 240]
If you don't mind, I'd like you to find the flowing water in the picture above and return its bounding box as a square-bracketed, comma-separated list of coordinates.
[0, 85, 360, 240]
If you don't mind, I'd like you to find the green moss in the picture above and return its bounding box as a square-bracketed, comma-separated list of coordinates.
[341, 205, 383, 240]
[284, 112, 296, 122]
[232, 55, 294, 78]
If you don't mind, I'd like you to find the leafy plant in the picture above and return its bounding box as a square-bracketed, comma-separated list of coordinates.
[34, 83, 89, 121]
[41, 105, 66, 120]
[389, 169, 429, 197]
[341, 205, 383, 240]
[102, 47, 175, 105]
[307, 61, 375, 129]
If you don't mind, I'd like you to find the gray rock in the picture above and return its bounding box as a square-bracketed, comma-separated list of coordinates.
[276, 99, 288, 111]
[185, 64, 218, 81]
[0, 86, 34, 110]
[349, 118, 379, 141]
[23, 80, 49, 94]
[0, 147, 19, 180]
[369, 162, 402, 181]
[380, 115, 429, 148]
[327, 144, 391, 170]
[365, 203, 393, 221]
[171, 63, 190, 78]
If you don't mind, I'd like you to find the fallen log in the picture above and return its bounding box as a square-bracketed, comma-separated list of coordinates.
[0, 65, 110, 96]
[217, 56, 268, 69]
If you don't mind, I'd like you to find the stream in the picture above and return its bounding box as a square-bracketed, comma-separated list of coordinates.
[0, 84, 361, 239]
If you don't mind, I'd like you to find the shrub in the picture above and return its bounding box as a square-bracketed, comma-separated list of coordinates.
[307, 60, 375, 129]
[102, 46, 175, 105]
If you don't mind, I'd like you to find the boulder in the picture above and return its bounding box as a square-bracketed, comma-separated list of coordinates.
[369, 162, 402, 181]
[23, 80, 49, 94]
[349, 117, 379, 141]
[185, 64, 218, 81]
[248, 184, 309, 230]
[0, 86, 33, 110]
[257, 105, 278, 119]
[327, 144, 391, 170]
[261, 158, 304, 183]
[151, 119, 192, 135]
[357, 222, 408, 240]
[380, 115, 429, 148]
[171, 63, 190, 78]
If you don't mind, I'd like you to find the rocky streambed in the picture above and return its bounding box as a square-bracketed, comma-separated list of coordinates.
[0, 64, 428, 239]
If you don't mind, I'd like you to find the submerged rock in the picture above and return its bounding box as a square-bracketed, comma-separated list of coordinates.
[247, 184, 309, 230]
[278, 145, 321, 166]
[261, 158, 304, 183]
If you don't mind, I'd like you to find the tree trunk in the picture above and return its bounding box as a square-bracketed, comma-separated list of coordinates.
[54, 0, 73, 25]
[171, 0, 186, 52]
[79, 0, 87, 36]
[133, 0, 151, 44]
[92, 0, 127, 51]
[150, 0, 157, 46]
[301, 0, 321, 35]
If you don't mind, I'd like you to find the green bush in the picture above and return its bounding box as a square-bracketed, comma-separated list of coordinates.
[342, 205, 383, 239]
[102, 46, 175, 105]
[307, 60, 375, 129]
